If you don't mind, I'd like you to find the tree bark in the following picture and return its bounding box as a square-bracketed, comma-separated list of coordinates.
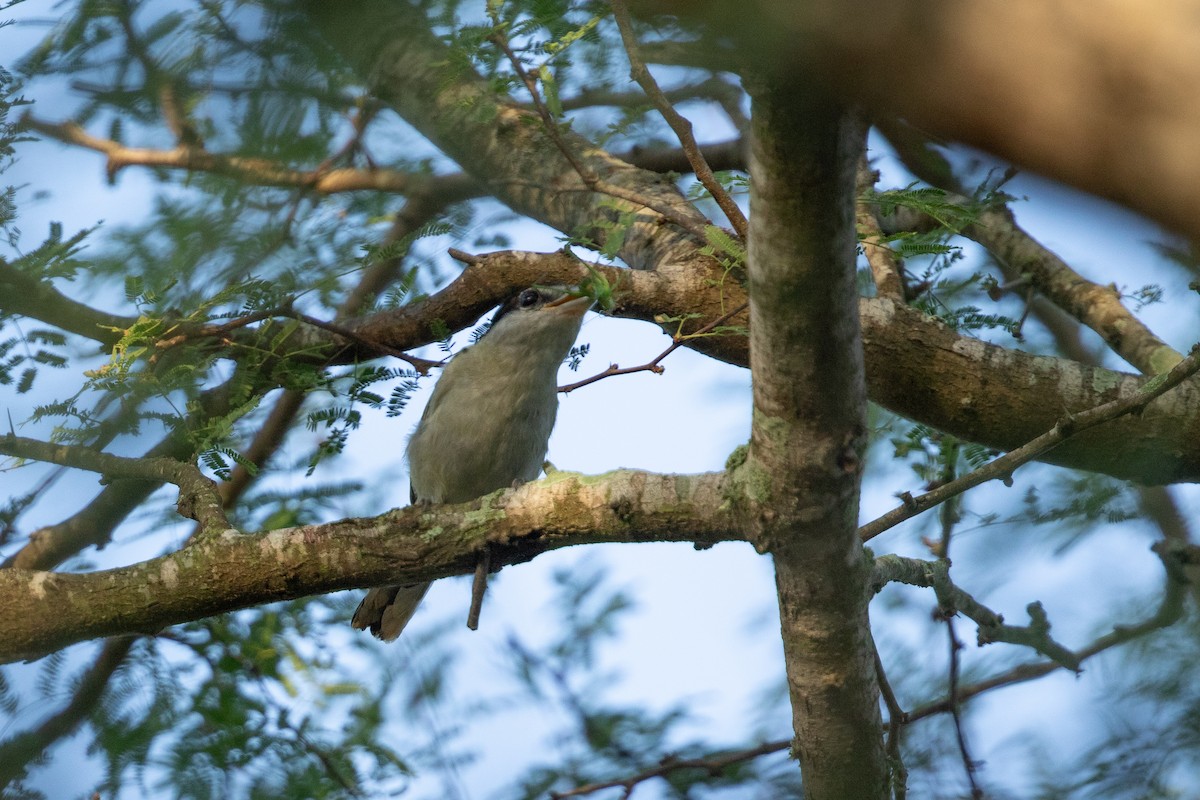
[737, 77, 887, 796]
[0, 469, 735, 664]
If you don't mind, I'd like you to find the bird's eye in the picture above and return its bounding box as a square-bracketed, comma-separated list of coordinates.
[518, 289, 540, 308]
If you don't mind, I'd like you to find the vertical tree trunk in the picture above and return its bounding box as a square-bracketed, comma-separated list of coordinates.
[741, 78, 887, 797]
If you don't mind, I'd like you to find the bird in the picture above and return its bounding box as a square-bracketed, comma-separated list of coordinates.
[352, 285, 593, 640]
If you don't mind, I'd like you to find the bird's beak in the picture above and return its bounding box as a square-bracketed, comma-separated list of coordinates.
[545, 293, 594, 317]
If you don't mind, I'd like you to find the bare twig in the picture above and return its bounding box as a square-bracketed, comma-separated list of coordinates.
[488, 25, 711, 242]
[610, 0, 748, 240]
[559, 301, 747, 393]
[19, 115, 468, 197]
[550, 538, 1189, 799]
[285, 310, 441, 374]
[942, 615, 985, 799]
[874, 641, 909, 800]
[875, 555, 1083, 671]
[905, 539, 1190, 724]
[859, 342, 1200, 541]
[560, 77, 750, 136]
[930, 445, 984, 797]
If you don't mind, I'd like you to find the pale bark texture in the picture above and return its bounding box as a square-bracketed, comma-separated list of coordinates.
[738, 77, 886, 797]
[0, 469, 734, 664]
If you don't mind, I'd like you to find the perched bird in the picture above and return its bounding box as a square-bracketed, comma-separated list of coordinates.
[352, 286, 592, 640]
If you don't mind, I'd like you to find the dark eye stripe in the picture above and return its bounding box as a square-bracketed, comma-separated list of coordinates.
[490, 287, 542, 329]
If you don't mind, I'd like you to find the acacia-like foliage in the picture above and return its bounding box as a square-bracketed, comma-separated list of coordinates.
[2, 1, 1200, 798]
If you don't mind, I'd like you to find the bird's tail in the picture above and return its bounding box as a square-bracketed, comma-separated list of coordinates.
[351, 583, 431, 641]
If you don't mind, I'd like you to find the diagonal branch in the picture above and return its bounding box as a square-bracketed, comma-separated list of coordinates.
[859, 341, 1200, 541]
[904, 537, 1191, 723]
[0, 257, 134, 346]
[305, 0, 717, 274]
[611, 0, 748, 239]
[488, 23, 711, 242]
[879, 122, 1183, 376]
[0, 636, 136, 790]
[874, 556, 1081, 670]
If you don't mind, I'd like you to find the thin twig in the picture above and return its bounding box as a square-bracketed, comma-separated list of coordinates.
[488, 25, 711, 242]
[610, 0, 748, 240]
[285, 310, 441, 374]
[943, 615, 985, 798]
[873, 640, 908, 800]
[152, 307, 286, 357]
[933, 448, 985, 798]
[906, 540, 1190, 724]
[859, 342, 1200, 541]
[19, 114, 443, 196]
[560, 301, 747, 393]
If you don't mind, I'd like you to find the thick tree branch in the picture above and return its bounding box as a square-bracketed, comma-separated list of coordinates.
[304, 1, 720, 280]
[664, 0, 1200, 242]
[0, 258, 133, 346]
[859, 342, 1200, 541]
[13, 238, 1200, 489]
[860, 297, 1200, 484]
[0, 469, 736, 664]
[871, 140, 1182, 376]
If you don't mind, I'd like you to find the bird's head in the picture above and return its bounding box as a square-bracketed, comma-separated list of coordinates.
[480, 286, 593, 359]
